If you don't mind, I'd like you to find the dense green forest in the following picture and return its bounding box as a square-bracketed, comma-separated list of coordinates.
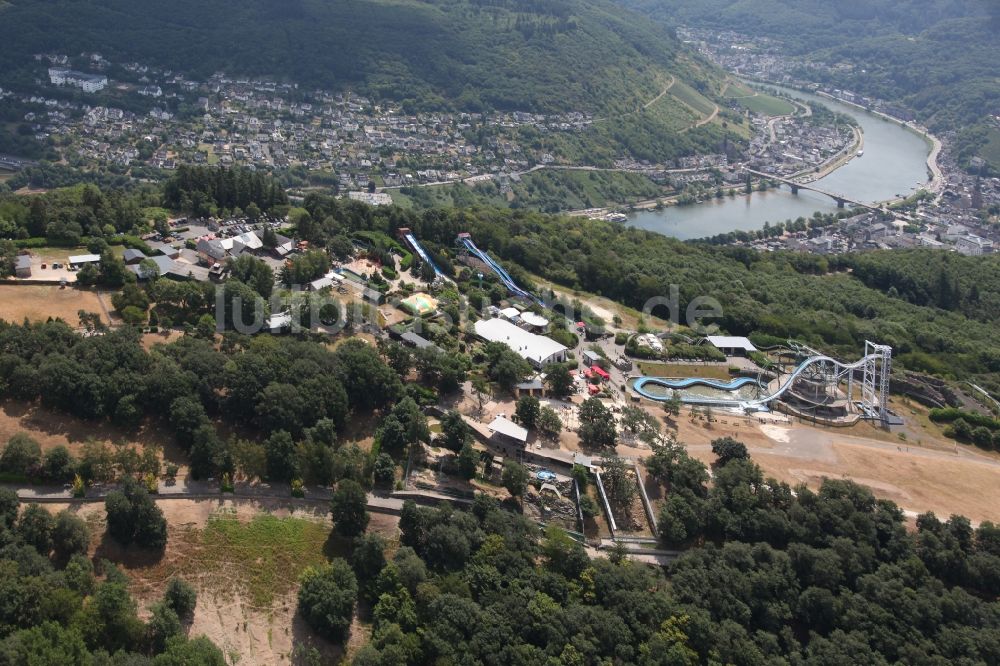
[618, 0, 1000, 170]
[343, 449, 1000, 664]
[0, 0, 705, 116]
[0, 485, 224, 663]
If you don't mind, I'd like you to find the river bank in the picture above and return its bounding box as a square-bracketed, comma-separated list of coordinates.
[813, 90, 943, 193]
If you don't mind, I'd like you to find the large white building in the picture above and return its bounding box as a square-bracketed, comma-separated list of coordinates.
[48, 68, 108, 93]
[956, 234, 994, 256]
[474, 318, 568, 368]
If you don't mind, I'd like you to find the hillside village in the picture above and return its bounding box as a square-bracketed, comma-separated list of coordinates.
[2, 52, 865, 198]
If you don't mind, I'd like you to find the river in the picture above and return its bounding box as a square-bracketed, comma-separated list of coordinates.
[628, 86, 932, 240]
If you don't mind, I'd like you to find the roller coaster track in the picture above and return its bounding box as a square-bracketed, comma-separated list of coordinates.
[745, 352, 879, 408]
[457, 234, 541, 304]
[640, 342, 892, 423]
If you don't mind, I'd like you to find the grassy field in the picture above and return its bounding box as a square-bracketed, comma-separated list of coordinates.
[667, 80, 717, 117]
[197, 143, 219, 165]
[636, 362, 733, 380]
[192, 512, 331, 607]
[740, 93, 796, 117]
[981, 127, 1000, 172]
[722, 80, 755, 98]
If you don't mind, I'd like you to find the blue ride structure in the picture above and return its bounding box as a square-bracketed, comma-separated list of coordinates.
[456, 233, 541, 304]
[399, 228, 444, 278]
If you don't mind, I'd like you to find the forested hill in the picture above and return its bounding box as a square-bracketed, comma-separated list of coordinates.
[618, 0, 1000, 167]
[0, 0, 708, 115]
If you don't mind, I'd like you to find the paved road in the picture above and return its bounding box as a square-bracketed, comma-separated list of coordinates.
[3, 480, 414, 515]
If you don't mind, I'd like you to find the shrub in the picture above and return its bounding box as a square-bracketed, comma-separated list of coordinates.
[52, 510, 90, 560]
[104, 478, 167, 549]
[163, 577, 197, 620]
[297, 559, 358, 642]
[0, 433, 42, 477]
[331, 480, 369, 537]
[18, 504, 54, 554]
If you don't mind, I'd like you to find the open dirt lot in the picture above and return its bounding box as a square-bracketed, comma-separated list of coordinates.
[673, 407, 1000, 524]
[54, 498, 400, 666]
[0, 284, 113, 325]
[0, 399, 182, 464]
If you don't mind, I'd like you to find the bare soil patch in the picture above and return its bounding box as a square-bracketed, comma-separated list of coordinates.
[684, 418, 1000, 524]
[0, 284, 111, 325]
[70, 498, 399, 666]
[0, 399, 179, 459]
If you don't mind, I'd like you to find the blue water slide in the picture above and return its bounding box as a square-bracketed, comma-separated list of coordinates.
[459, 236, 539, 303]
[404, 233, 444, 277]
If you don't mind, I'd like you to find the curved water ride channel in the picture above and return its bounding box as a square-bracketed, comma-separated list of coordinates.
[628, 85, 932, 240]
[630, 376, 764, 404]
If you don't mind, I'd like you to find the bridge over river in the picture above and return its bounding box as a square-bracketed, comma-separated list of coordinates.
[745, 168, 879, 210]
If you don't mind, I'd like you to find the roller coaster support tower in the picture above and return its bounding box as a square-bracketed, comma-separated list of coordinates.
[862, 341, 892, 426]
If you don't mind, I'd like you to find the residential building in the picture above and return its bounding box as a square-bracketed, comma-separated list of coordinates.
[956, 234, 994, 256]
[48, 68, 108, 93]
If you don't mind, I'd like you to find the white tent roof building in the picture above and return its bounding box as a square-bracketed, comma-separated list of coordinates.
[474, 318, 568, 368]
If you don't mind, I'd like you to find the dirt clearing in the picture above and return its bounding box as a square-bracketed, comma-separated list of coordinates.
[678, 414, 1000, 524]
[0, 284, 112, 325]
[63, 498, 400, 666]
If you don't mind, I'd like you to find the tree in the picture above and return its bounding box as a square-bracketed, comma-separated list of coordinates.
[711, 437, 749, 467]
[0, 433, 42, 476]
[18, 504, 54, 554]
[600, 455, 636, 511]
[388, 397, 430, 446]
[502, 461, 529, 499]
[663, 391, 682, 421]
[104, 478, 167, 549]
[645, 441, 708, 497]
[352, 533, 387, 602]
[440, 410, 472, 452]
[265, 430, 298, 482]
[457, 442, 479, 480]
[373, 453, 396, 487]
[484, 343, 531, 393]
[537, 406, 563, 440]
[153, 636, 227, 665]
[0, 622, 92, 665]
[148, 602, 182, 653]
[544, 364, 574, 398]
[52, 510, 90, 560]
[120, 306, 147, 327]
[578, 398, 617, 449]
[297, 559, 358, 642]
[42, 446, 76, 482]
[0, 488, 19, 527]
[163, 577, 197, 620]
[580, 494, 600, 519]
[620, 404, 660, 444]
[470, 375, 490, 413]
[227, 255, 274, 298]
[515, 395, 540, 429]
[331, 479, 369, 537]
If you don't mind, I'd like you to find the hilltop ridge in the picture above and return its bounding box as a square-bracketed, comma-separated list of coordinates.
[0, 0, 715, 116]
